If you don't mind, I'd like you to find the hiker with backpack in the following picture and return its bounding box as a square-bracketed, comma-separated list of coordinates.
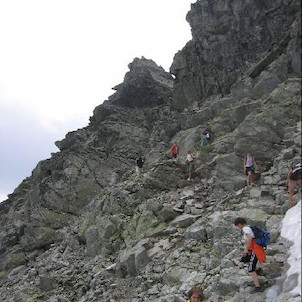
[244, 152, 257, 188]
[202, 124, 215, 146]
[234, 217, 268, 292]
[286, 163, 301, 208]
[170, 143, 180, 161]
[135, 155, 145, 176]
[185, 150, 195, 181]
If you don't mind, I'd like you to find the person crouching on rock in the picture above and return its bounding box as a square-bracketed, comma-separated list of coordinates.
[187, 286, 204, 302]
[234, 217, 266, 292]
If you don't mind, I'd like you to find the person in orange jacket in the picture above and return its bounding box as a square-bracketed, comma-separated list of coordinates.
[234, 217, 266, 292]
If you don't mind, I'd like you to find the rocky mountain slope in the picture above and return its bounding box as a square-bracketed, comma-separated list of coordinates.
[0, 0, 301, 301]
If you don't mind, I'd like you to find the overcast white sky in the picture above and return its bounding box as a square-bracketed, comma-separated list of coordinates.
[0, 0, 193, 202]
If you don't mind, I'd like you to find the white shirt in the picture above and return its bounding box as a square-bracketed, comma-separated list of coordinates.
[186, 153, 194, 162]
[242, 226, 255, 243]
[245, 155, 254, 168]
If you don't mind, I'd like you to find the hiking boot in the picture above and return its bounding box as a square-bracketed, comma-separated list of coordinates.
[249, 286, 264, 293]
[252, 286, 263, 293]
[251, 283, 269, 293]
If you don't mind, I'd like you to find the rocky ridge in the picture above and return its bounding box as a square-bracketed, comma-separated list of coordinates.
[0, 1, 301, 301]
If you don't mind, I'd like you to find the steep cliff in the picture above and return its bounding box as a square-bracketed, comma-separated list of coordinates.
[171, 0, 301, 110]
[0, 1, 301, 301]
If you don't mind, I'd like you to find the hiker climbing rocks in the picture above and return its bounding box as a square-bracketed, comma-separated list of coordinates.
[244, 152, 257, 188]
[187, 286, 204, 302]
[135, 155, 145, 176]
[202, 124, 215, 146]
[234, 217, 266, 292]
[286, 163, 301, 208]
[185, 150, 195, 181]
[170, 143, 180, 161]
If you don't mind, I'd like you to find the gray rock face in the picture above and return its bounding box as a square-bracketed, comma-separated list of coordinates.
[0, 1, 301, 302]
[171, 0, 301, 110]
[108, 57, 174, 108]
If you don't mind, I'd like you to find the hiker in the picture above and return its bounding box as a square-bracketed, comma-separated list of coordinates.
[234, 217, 266, 292]
[135, 155, 145, 176]
[202, 124, 215, 146]
[185, 150, 195, 181]
[244, 152, 257, 187]
[286, 163, 301, 208]
[187, 286, 204, 302]
[170, 143, 180, 161]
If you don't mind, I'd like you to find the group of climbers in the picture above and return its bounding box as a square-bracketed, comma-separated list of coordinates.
[170, 144, 196, 181]
[244, 152, 301, 208]
[134, 146, 300, 298]
[134, 123, 212, 180]
[169, 125, 215, 181]
[184, 158, 300, 296]
[136, 129, 301, 209]
[232, 160, 299, 292]
[132, 126, 300, 300]
[135, 147, 196, 182]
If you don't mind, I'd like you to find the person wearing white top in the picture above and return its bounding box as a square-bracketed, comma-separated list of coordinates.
[185, 150, 195, 181]
[234, 217, 261, 291]
[244, 152, 257, 187]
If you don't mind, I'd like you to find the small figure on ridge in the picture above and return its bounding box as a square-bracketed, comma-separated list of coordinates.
[135, 155, 145, 176]
[286, 163, 301, 208]
[244, 152, 257, 188]
[185, 150, 195, 181]
[170, 143, 180, 161]
[202, 124, 215, 146]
